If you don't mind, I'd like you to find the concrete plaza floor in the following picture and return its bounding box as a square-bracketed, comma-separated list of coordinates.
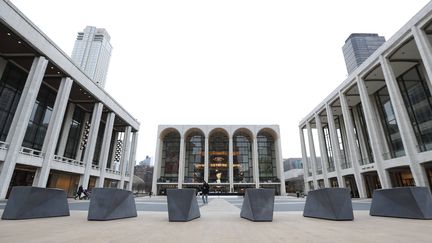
[1, 198, 431, 243]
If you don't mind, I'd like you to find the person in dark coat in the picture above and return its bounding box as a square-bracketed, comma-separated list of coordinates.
[202, 181, 209, 204]
[75, 185, 84, 200]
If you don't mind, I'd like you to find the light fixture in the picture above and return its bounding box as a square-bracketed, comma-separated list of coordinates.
[7, 33, 11, 36]
[57, 71, 60, 74]
[17, 41, 21, 44]
[50, 66, 54, 69]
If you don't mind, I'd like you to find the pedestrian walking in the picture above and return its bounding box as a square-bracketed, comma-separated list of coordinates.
[201, 181, 209, 204]
[75, 185, 84, 200]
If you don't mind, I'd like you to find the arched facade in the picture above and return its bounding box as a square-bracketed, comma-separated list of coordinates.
[153, 125, 286, 195]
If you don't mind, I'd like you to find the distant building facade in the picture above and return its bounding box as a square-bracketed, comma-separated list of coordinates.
[342, 33, 385, 75]
[284, 158, 304, 193]
[139, 155, 151, 166]
[152, 125, 286, 195]
[300, 2, 432, 198]
[71, 26, 112, 88]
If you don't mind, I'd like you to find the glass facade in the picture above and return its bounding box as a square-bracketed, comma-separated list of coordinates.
[257, 131, 277, 182]
[355, 104, 374, 164]
[323, 125, 335, 172]
[159, 131, 180, 182]
[233, 132, 253, 183]
[0, 63, 27, 142]
[22, 83, 56, 151]
[397, 65, 432, 152]
[375, 86, 405, 158]
[209, 131, 229, 183]
[64, 106, 85, 159]
[184, 132, 204, 183]
[92, 122, 105, 165]
[335, 117, 350, 169]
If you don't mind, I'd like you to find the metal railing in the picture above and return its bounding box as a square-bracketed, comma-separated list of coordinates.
[105, 168, 121, 175]
[91, 164, 99, 170]
[20, 147, 43, 158]
[54, 155, 85, 167]
[0, 141, 9, 150]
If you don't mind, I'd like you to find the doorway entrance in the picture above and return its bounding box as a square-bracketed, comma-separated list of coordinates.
[363, 171, 381, 198]
[388, 166, 415, 187]
[343, 175, 359, 198]
[6, 164, 37, 198]
[329, 177, 339, 187]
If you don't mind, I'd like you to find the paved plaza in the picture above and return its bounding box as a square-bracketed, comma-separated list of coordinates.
[1, 196, 432, 242]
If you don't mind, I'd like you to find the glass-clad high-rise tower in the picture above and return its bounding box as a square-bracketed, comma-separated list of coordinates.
[342, 33, 385, 75]
[71, 26, 112, 88]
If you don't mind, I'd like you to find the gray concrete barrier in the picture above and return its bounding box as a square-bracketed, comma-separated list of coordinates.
[303, 188, 353, 221]
[1, 186, 70, 220]
[167, 189, 200, 222]
[87, 188, 137, 221]
[370, 187, 432, 219]
[240, 188, 275, 222]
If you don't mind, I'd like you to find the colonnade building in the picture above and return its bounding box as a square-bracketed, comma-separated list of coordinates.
[152, 125, 286, 195]
[299, 2, 432, 198]
[0, 0, 139, 199]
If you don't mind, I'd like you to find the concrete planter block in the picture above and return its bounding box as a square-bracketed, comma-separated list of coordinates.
[240, 188, 275, 222]
[370, 187, 432, 219]
[1, 186, 70, 220]
[88, 188, 137, 221]
[303, 188, 353, 221]
[167, 189, 200, 222]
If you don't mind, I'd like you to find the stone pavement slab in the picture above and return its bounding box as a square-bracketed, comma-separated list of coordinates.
[1, 198, 431, 243]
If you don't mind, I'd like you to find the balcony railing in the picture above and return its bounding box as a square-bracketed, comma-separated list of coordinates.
[341, 163, 352, 169]
[54, 155, 85, 167]
[358, 158, 372, 166]
[20, 147, 43, 158]
[157, 177, 178, 183]
[91, 164, 99, 170]
[259, 177, 280, 183]
[0, 141, 9, 150]
[105, 168, 121, 175]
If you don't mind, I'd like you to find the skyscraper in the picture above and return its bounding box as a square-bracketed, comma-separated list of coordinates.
[342, 33, 385, 75]
[71, 26, 112, 88]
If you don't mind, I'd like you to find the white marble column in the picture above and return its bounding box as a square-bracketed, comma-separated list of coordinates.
[325, 104, 344, 187]
[340, 92, 367, 197]
[314, 114, 330, 188]
[204, 137, 209, 182]
[56, 103, 75, 157]
[177, 136, 185, 189]
[81, 102, 103, 189]
[306, 122, 318, 189]
[412, 26, 432, 87]
[299, 126, 310, 192]
[127, 132, 138, 191]
[119, 126, 132, 189]
[0, 56, 48, 199]
[229, 136, 234, 192]
[152, 137, 162, 195]
[252, 135, 260, 188]
[97, 112, 115, 187]
[357, 76, 390, 188]
[276, 136, 286, 195]
[33, 77, 73, 187]
[380, 56, 427, 186]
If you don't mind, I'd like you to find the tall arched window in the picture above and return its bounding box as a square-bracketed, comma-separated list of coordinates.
[233, 131, 253, 183]
[209, 131, 229, 183]
[257, 131, 277, 182]
[184, 131, 205, 183]
[160, 131, 180, 182]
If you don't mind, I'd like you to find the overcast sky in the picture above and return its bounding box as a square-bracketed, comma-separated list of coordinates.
[10, 0, 431, 162]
